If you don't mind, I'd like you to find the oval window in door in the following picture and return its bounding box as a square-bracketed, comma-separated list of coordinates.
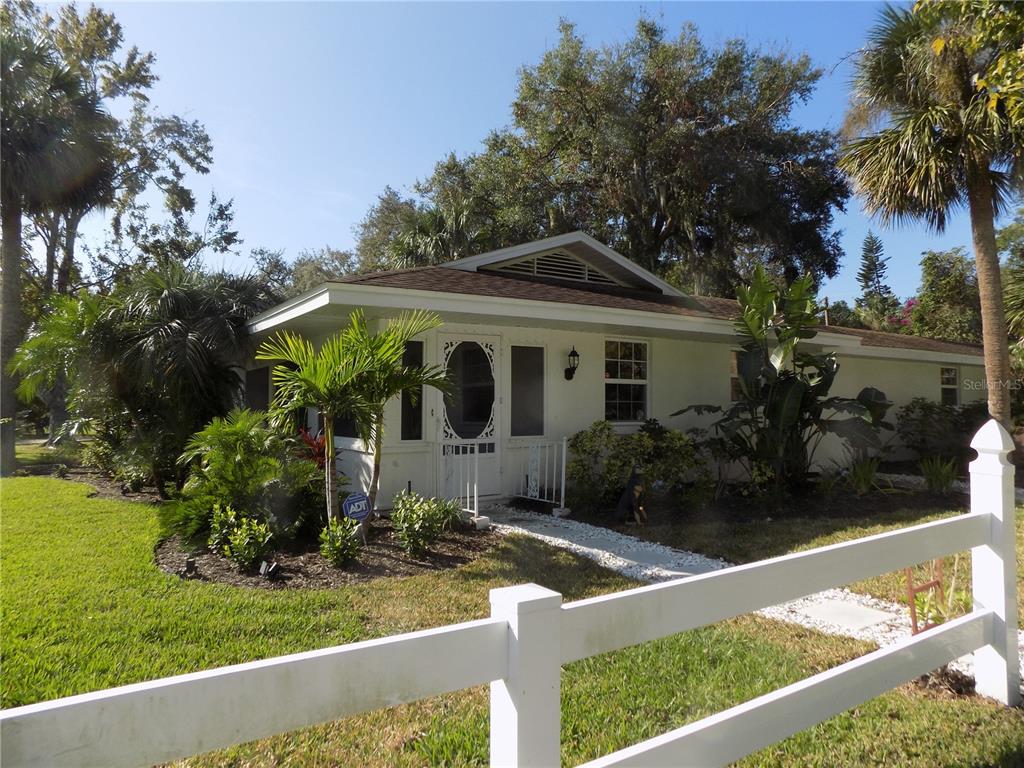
[444, 341, 494, 439]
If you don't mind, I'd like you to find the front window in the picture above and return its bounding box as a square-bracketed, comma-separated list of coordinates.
[940, 367, 959, 406]
[604, 340, 648, 422]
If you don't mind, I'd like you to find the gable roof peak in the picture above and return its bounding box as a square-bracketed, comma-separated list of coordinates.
[443, 232, 683, 297]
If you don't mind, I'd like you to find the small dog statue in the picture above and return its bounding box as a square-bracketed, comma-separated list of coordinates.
[616, 467, 647, 525]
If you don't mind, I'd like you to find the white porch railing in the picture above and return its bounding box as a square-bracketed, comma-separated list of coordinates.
[511, 436, 568, 509]
[438, 440, 479, 517]
[2, 421, 1018, 767]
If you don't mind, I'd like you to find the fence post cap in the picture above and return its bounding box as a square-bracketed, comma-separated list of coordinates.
[970, 419, 1015, 455]
[490, 583, 562, 614]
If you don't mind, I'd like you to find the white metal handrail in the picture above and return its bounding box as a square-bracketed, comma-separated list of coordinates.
[437, 439, 479, 517]
[511, 436, 567, 509]
[2, 420, 1018, 768]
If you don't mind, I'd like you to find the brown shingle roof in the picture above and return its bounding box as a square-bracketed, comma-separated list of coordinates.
[329, 267, 983, 359]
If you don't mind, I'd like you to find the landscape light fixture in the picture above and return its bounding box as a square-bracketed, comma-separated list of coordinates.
[565, 346, 580, 380]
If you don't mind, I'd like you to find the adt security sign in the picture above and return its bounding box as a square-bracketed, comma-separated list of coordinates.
[342, 492, 371, 522]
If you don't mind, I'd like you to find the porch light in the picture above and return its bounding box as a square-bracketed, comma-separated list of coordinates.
[564, 347, 580, 381]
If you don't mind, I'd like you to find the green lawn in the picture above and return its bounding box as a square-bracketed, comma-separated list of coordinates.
[2, 477, 1023, 767]
[616, 494, 1024, 620]
[13, 438, 80, 469]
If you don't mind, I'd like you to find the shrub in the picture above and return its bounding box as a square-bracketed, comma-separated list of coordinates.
[80, 439, 116, 474]
[223, 517, 274, 572]
[158, 495, 220, 544]
[919, 456, 958, 494]
[390, 490, 456, 556]
[319, 517, 362, 567]
[176, 409, 328, 542]
[897, 398, 988, 462]
[208, 503, 241, 552]
[566, 419, 703, 514]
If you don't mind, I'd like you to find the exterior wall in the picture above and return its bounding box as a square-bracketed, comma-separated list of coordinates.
[247, 317, 987, 506]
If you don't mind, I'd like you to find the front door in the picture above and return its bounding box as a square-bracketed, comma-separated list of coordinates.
[440, 335, 501, 496]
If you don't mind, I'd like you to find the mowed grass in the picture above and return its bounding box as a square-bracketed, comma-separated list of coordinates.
[13, 438, 80, 468]
[629, 496, 1024, 620]
[2, 477, 1023, 767]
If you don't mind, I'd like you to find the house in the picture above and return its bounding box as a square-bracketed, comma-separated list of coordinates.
[244, 232, 986, 511]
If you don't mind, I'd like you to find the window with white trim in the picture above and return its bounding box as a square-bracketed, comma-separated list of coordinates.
[940, 366, 959, 406]
[604, 340, 648, 422]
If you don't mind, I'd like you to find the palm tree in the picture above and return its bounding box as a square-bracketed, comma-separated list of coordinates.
[8, 291, 102, 443]
[1, 20, 116, 472]
[257, 310, 449, 523]
[341, 309, 449, 514]
[256, 331, 372, 523]
[840, 5, 1024, 425]
[105, 265, 276, 490]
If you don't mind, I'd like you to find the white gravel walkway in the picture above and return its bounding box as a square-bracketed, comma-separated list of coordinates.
[485, 504, 1024, 691]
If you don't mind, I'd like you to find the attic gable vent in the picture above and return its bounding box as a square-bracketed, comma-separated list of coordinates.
[489, 250, 620, 286]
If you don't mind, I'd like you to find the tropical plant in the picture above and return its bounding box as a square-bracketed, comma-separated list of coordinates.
[919, 456, 958, 494]
[8, 291, 103, 443]
[178, 408, 322, 537]
[319, 517, 362, 568]
[0, 11, 116, 473]
[339, 309, 450, 515]
[101, 264, 275, 490]
[674, 267, 893, 496]
[840, 4, 1024, 425]
[257, 328, 373, 523]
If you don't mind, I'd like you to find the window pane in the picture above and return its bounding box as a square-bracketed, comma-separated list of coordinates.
[941, 387, 959, 406]
[635, 343, 647, 363]
[401, 341, 424, 441]
[320, 411, 358, 439]
[444, 341, 494, 439]
[605, 340, 619, 359]
[940, 367, 957, 386]
[605, 360, 617, 379]
[511, 346, 544, 436]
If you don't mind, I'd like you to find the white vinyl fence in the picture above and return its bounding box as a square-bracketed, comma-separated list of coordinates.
[2, 421, 1019, 767]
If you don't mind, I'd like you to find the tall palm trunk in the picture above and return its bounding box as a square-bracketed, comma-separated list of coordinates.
[967, 161, 1013, 427]
[1, 203, 23, 475]
[323, 412, 336, 523]
[367, 414, 384, 517]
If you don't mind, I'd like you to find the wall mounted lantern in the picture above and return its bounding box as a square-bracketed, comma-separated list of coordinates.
[564, 346, 580, 381]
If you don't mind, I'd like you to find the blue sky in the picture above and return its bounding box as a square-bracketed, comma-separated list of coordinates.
[78, 1, 998, 302]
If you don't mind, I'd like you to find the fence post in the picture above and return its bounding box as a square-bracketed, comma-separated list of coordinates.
[969, 419, 1021, 705]
[489, 583, 562, 767]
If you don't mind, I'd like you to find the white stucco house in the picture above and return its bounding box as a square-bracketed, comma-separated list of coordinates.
[244, 232, 986, 512]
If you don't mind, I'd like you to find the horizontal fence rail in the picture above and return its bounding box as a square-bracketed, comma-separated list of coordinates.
[560, 511, 989, 663]
[580, 610, 992, 768]
[0, 619, 507, 768]
[1, 419, 1018, 768]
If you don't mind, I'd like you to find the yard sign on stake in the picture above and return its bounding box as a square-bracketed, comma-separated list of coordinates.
[342, 492, 371, 543]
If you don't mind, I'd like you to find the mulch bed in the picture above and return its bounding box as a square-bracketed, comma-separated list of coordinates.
[17, 462, 163, 504]
[155, 519, 500, 590]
